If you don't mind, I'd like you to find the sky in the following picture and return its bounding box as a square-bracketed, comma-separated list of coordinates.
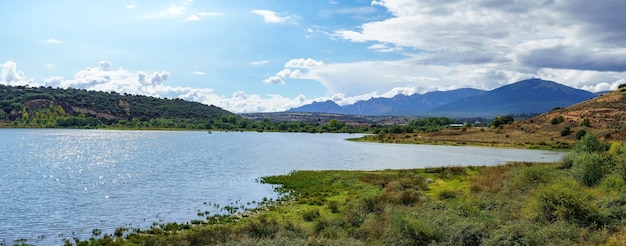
[1, 0, 626, 113]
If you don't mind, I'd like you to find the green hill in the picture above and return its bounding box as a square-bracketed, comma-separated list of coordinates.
[0, 85, 235, 129]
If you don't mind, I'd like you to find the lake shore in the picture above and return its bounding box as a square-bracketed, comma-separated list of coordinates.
[83, 156, 626, 245]
[351, 126, 576, 150]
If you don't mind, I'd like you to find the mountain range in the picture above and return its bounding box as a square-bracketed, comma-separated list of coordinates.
[287, 79, 596, 118]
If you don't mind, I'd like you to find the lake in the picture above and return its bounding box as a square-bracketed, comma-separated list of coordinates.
[0, 129, 564, 245]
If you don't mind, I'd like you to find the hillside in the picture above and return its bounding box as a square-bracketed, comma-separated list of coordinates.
[513, 88, 626, 140]
[0, 85, 234, 128]
[532, 89, 626, 129]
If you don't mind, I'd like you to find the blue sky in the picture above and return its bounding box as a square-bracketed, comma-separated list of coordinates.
[2, 0, 626, 113]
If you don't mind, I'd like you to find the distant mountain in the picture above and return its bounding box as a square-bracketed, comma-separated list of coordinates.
[287, 88, 485, 116]
[432, 79, 596, 118]
[286, 79, 596, 117]
[286, 100, 346, 114]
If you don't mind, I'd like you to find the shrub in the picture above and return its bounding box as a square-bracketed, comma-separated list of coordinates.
[551, 116, 565, 125]
[534, 182, 599, 226]
[600, 174, 626, 193]
[575, 129, 587, 140]
[328, 200, 340, 213]
[560, 126, 571, 136]
[572, 152, 615, 187]
[391, 214, 435, 245]
[580, 118, 591, 127]
[483, 228, 536, 246]
[574, 134, 609, 153]
[560, 153, 574, 169]
[244, 217, 280, 238]
[444, 223, 486, 246]
[608, 142, 626, 156]
[438, 190, 458, 200]
[302, 209, 321, 221]
[551, 118, 560, 125]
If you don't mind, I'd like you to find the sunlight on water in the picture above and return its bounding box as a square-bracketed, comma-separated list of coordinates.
[0, 129, 563, 245]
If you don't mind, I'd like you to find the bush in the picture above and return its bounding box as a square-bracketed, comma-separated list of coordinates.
[560, 153, 574, 169]
[560, 126, 571, 136]
[391, 214, 435, 245]
[575, 129, 587, 140]
[575, 134, 609, 153]
[551, 118, 560, 125]
[445, 223, 486, 246]
[572, 152, 615, 187]
[244, 217, 280, 238]
[534, 182, 599, 226]
[580, 118, 591, 127]
[483, 228, 536, 246]
[608, 142, 626, 156]
[303, 209, 321, 221]
[551, 116, 565, 125]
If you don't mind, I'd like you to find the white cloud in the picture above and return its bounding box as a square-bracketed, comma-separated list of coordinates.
[143, 0, 193, 19]
[182, 11, 223, 22]
[336, 0, 626, 74]
[192, 71, 205, 75]
[251, 9, 292, 24]
[1, 60, 313, 113]
[42, 38, 62, 44]
[250, 60, 270, 66]
[263, 76, 284, 85]
[183, 14, 202, 21]
[367, 43, 403, 53]
[284, 58, 324, 69]
[1, 61, 31, 86]
[126, 4, 136, 9]
[46, 64, 55, 69]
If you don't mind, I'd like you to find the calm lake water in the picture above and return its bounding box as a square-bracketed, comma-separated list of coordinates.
[0, 129, 564, 245]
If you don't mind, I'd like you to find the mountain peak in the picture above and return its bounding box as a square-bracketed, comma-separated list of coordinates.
[286, 79, 595, 117]
[286, 100, 344, 114]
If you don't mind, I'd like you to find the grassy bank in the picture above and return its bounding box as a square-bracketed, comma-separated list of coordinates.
[352, 127, 576, 150]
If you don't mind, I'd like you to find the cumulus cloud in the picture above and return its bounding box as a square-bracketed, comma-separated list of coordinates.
[253, 0, 626, 103]
[263, 76, 284, 85]
[284, 58, 324, 69]
[1, 61, 31, 86]
[251, 10, 293, 24]
[0, 60, 320, 113]
[263, 58, 321, 85]
[336, 0, 626, 73]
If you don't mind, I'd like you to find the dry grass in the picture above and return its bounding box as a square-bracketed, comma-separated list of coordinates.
[469, 165, 512, 193]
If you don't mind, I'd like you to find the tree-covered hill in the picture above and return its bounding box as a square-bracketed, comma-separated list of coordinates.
[0, 84, 234, 128]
